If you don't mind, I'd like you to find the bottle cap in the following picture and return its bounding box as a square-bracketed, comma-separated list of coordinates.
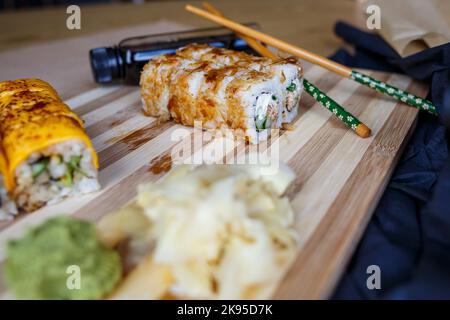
[89, 47, 122, 84]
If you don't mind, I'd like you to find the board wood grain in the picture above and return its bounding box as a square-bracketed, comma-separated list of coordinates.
[0, 23, 427, 299]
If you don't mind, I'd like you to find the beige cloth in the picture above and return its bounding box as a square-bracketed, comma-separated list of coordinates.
[359, 0, 450, 56]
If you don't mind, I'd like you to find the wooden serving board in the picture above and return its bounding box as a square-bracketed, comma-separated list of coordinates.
[0, 21, 427, 299]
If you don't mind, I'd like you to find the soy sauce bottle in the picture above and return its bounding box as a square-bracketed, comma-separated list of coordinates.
[90, 25, 259, 85]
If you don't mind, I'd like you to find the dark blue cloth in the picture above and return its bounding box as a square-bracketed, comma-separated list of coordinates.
[330, 21, 450, 299]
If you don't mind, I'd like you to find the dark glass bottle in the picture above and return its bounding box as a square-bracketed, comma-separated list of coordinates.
[89, 25, 259, 85]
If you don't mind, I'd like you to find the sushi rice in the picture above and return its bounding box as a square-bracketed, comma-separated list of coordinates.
[0, 174, 17, 220]
[262, 58, 303, 124]
[0, 147, 17, 220]
[14, 140, 100, 212]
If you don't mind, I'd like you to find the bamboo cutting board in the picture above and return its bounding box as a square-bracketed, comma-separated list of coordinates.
[0, 21, 427, 300]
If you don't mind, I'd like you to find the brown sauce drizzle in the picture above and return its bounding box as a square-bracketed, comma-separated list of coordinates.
[148, 153, 172, 174]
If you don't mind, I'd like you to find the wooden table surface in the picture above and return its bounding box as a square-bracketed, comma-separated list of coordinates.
[0, 0, 360, 55]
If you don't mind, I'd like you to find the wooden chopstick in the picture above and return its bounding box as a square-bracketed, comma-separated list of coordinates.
[202, 2, 278, 60]
[200, 2, 371, 138]
[186, 4, 438, 116]
[188, 4, 353, 76]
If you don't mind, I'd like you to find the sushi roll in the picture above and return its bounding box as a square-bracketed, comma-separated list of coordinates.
[177, 44, 303, 124]
[0, 79, 59, 101]
[140, 44, 302, 144]
[261, 58, 303, 124]
[0, 145, 17, 220]
[170, 60, 283, 139]
[140, 54, 191, 121]
[0, 79, 100, 213]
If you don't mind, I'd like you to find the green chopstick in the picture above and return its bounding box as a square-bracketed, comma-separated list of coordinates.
[303, 79, 370, 138]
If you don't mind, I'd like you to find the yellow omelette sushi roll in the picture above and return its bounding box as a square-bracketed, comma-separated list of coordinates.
[0, 79, 100, 214]
[0, 78, 59, 101]
[0, 80, 83, 127]
[0, 94, 84, 129]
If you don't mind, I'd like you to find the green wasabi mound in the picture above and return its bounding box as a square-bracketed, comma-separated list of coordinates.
[4, 217, 122, 300]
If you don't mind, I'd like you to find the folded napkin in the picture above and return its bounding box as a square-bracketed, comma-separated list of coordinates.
[330, 21, 450, 299]
[360, 0, 450, 57]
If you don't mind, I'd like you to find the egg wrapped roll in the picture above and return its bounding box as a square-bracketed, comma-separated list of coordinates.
[0, 91, 83, 127]
[0, 79, 100, 213]
[0, 79, 59, 101]
[140, 44, 302, 144]
[0, 145, 17, 220]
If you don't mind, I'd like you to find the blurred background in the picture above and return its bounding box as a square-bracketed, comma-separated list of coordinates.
[0, 0, 361, 55]
[0, 0, 156, 10]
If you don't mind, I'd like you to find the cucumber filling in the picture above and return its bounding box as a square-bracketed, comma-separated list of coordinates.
[285, 80, 301, 112]
[31, 158, 49, 179]
[254, 93, 279, 132]
[31, 155, 86, 187]
[286, 82, 297, 92]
